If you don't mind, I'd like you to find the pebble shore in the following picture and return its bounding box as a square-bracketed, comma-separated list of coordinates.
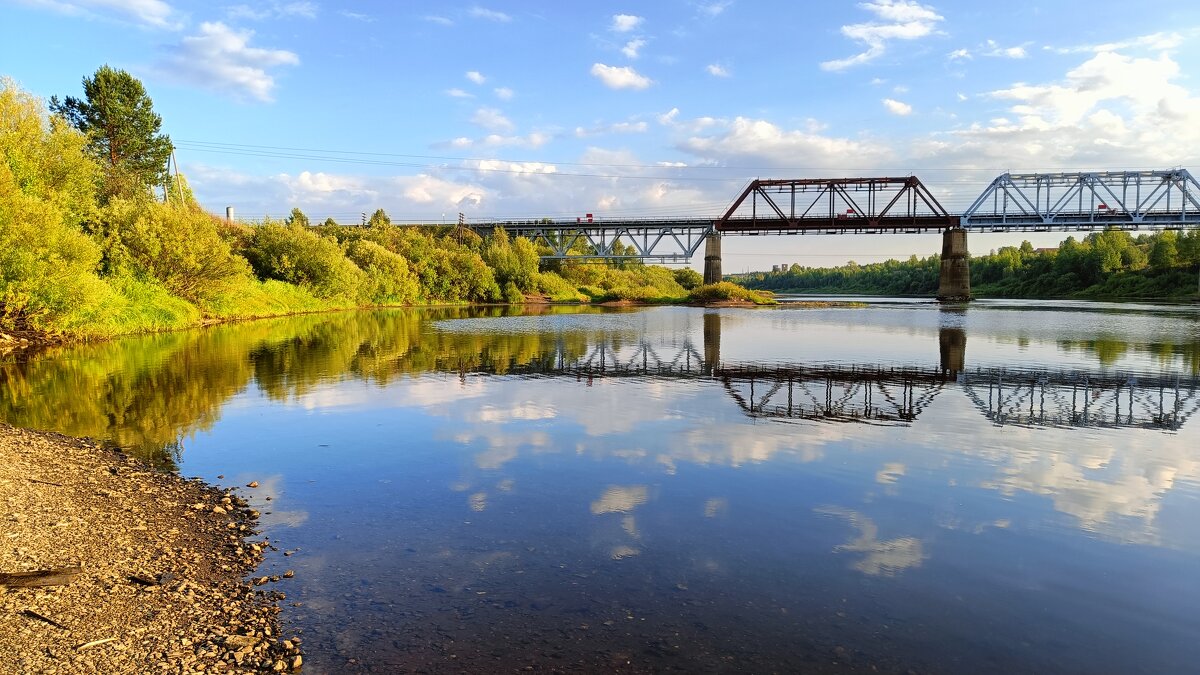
[0, 424, 301, 673]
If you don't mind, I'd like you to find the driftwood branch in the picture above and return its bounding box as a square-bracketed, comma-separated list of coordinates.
[0, 565, 82, 588]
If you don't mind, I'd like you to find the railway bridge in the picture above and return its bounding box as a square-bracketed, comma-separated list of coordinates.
[471, 169, 1200, 301]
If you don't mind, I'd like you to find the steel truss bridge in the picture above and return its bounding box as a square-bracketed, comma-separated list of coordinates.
[471, 170, 1200, 262]
[467, 339, 1197, 431]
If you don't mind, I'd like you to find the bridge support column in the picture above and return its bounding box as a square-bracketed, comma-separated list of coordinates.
[703, 234, 722, 285]
[936, 228, 972, 302]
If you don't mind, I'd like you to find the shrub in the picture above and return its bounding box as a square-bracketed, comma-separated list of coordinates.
[345, 239, 419, 304]
[96, 198, 252, 303]
[689, 282, 776, 305]
[244, 221, 366, 301]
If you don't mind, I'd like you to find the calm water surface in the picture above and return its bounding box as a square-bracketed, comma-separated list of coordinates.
[3, 300, 1198, 673]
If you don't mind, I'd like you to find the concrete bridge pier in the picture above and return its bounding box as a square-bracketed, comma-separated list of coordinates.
[703, 233, 722, 285]
[936, 227, 972, 302]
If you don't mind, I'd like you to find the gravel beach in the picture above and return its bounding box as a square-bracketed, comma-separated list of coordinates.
[0, 424, 300, 673]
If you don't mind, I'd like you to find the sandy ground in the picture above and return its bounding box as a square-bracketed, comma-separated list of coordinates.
[0, 424, 301, 674]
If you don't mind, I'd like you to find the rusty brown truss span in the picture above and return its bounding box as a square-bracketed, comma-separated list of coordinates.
[717, 215, 960, 233]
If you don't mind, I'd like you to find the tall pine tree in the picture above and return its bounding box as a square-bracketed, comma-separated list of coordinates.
[51, 65, 173, 200]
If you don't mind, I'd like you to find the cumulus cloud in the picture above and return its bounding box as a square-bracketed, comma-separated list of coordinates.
[465, 70, 486, 84]
[469, 5, 511, 22]
[611, 13, 643, 32]
[423, 14, 453, 26]
[470, 106, 515, 132]
[157, 22, 299, 102]
[698, 1, 733, 16]
[983, 39, 1027, 59]
[590, 63, 653, 90]
[444, 88, 472, 98]
[20, 0, 180, 29]
[883, 97, 913, 115]
[494, 86, 514, 100]
[706, 63, 730, 77]
[622, 38, 647, 59]
[678, 115, 892, 168]
[821, 0, 944, 71]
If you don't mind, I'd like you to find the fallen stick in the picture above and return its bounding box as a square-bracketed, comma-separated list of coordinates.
[76, 637, 116, 651]
[0, 565, 82, 588]
[26, 478, 63, 487]
[22, 609, 67, 629]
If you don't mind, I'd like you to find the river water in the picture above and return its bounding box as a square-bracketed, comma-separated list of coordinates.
[2, 300, 1198, 673]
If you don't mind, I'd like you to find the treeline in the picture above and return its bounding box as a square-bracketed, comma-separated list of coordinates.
[0, 71, 761, 340]
[734, 230, 1200, 300]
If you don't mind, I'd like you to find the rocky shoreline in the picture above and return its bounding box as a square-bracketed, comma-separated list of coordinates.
[0, 424, 300, 673]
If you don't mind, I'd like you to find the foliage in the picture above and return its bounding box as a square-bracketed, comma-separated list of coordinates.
[558, 262, 688, 302]
[96, 198, 252, 303]
[672, 267, 703, 290]
[321, 217, 338, 227]
[243, 220, 366, 301]
[344, 239, 420, 304]
[482, 227, 540, 292]
[285, 207, 310, 228]
[0, 78, 98, 228]
[688, 282, 775, 305]
[367, 208, 390, 228]
[50, 65, 173, 200]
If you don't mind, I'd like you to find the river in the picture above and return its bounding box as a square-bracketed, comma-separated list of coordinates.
[2, 299, 1198, 673]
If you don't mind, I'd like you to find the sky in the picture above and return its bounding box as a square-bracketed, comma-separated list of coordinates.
[3, 0, 1200, 272]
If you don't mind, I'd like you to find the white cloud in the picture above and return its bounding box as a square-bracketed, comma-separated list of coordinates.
[983, 40, 1028, 59]
[956, 92, 968, 101]
[575, 121, 649, 137]
[698, 1, 733, 16]
[341, 10, 372, 22]
[611, 14, 643, 32]
[450, 137, 473, 148]
[494, 86, 514, 100]
[1052, 31, 1184, 55]
[679, 116, 892, 168]
[157, 22, 299, 102]
[20, 0, 180, 29]
[445, 88, 473, 98]
[470, 106, 514, 132]
[465, 70, 486, 85]
[657, 107, 680, 126]
[706, 63, 730, 77]
[469, 5, 511, 22]
[947, 48, 971, 60]
[883, 97, 913, 115]
[423, 14, 452, 25]
[227, 1, 316, 21]
[622, 38, 647, 59]
[821, 0, 944, 71]
[590, 63, 653, 90]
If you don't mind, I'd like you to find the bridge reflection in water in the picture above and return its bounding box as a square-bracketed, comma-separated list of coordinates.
[481, 313, 1196, 432]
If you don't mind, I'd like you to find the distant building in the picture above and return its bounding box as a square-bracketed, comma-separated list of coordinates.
[772, 265, 781, 273]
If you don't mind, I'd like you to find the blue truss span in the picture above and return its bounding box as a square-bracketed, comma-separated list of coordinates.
[961, 169, 1200, 231]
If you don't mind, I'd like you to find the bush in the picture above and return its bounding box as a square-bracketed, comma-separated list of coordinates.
[483, 228, 540, 292]
[345, 239, 419, 305]
[244, 221, 366, 301]
[689, 282, 776, 305]
[96, 198, 252, 303]
[673, 267, 704, 290]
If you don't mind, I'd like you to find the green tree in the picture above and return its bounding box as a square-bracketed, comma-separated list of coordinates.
[672, 267, 703, 290]
[285, 207, 310, 228]
[1148, 230, 1179, 269]
[50, 65, 173, 200]
[321, 217, 338, 227]
[367, 208, 391, 228]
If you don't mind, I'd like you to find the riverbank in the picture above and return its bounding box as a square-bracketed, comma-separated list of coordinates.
[0, 424, 300, 673]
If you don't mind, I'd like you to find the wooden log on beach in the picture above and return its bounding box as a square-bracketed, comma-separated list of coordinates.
[0, 565, 82, 588]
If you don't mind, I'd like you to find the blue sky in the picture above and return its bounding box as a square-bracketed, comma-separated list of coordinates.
[4, 0, 1200, 271]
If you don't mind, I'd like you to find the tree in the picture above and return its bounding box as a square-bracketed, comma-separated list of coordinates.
[285, 207, 310, 228]
[321, 217, 338, 227]
[367, 208, 391, 228]
[672, 267, 703, 290]
[50, 65, 173, 200]
[1148, 230, 1179, 269]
